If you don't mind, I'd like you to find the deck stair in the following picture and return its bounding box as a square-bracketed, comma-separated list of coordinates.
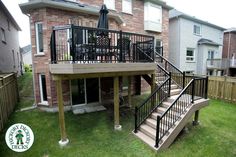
[133, 52, 209, 151]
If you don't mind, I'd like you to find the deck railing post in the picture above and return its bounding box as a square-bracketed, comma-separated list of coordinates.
[183, 71, 185, 88]
[168, 72, 171, 97]
[205, 76, 208, 99]
[134, 107, 138, 133]
[71, 24, 75, 63]
[192, 78, 195, 103]
[51, 30, 57, 64]
[119, 30, 123, 62]
[155, 116, 160, 148]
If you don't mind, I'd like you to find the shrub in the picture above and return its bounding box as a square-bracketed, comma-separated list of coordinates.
[24, 64, 32, 72]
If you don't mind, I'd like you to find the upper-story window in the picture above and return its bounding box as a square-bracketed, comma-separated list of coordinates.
[144, 2, 162, 32]
[193, 24, 201, 36]
[104, 0, 115, 10]
[186, 48, 195, 62]
[122, 0, 132, 14]
[1, 28, 6, 43]
[35, 22, 44, 54]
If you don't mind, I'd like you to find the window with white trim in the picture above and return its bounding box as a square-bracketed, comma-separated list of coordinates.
[186, 48, 195, 61]
[104, 0, 115, 10]
[1, 28, 6, 43]
[35, 22, 44, 53]
[144, 3, 162, 24]
[193, 24, 201, 35]
[122, 0, 132, 14]
[39, 74, 48, 104]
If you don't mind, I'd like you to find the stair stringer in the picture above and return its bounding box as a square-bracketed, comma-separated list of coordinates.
[157, 98, 209, 151]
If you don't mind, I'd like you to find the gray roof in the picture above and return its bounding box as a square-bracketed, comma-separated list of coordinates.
[20, 45, 31, 54]
[0, 1, 21, 31]
[169, 9, 226, 31]
[224, 27, 236, 33]
[198, 38, 221, 46]
[19, 0, 124, 24]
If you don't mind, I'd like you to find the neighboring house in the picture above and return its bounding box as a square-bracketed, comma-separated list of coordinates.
[20, 0, 172, 108]
[222, 28, 236, 76]
[169, 9, 225, 76]
[20, 44, 32, 66]
[0, 1, 22, 75]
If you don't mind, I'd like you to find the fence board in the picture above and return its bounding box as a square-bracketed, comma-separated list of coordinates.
[0, 73, 18, 131]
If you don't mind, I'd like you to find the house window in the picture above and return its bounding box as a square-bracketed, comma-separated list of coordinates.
[35, 22, 44, 53]
[193, 25, 201, 35]
[104, 0, 115, 10]
[208, 50, 215, 59]
[1, 28, 6, 43]
[186, 48, 195, 61]
[39, 74, 48, 104]
[144, 3, 162, 23]
[122, 0, 132, 14]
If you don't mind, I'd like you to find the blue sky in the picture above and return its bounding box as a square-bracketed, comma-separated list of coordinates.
[2, 0, 236, 47]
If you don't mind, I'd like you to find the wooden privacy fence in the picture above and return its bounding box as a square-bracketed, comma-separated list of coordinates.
[173, 74, 236, 103]
[208, 76, 236, 103]
[0, 73, 19, 131]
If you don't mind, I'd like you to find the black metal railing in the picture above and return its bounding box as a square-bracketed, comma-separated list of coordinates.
[155, 52, 185, 88]
[155, 76, 208, 147]
[134, 65, 171, 133]
[50, 25, 155, 63]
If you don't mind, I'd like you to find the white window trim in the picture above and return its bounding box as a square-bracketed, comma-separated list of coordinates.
[35, 22, 44, 54]
[104, 0, 115, 10]
[144, 2, 162, 24]
[193, 24, 201, 36]
[39, 74, 48, 105]
[186, 48, 195, 62]
[122, 0, 132, 14]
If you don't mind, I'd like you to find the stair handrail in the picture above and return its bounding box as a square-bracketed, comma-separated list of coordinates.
[134, 65, 171, 133]
[155, 52, 185, 88]
[155, 76, 208, 148]
[155, 52, 183, 74]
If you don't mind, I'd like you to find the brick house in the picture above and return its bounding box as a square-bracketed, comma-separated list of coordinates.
[0, 1, 22, 75]
[20, 1, 210, 149]
[222, 28, 236, 76]
[20, 0, 172, 110]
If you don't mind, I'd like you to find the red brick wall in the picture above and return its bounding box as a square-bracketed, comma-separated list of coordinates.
[29, 1, 170, 106]
[223, 32, 236, 58]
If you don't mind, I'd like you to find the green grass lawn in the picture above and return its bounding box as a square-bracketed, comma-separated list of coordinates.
[0, 73, 235, 157]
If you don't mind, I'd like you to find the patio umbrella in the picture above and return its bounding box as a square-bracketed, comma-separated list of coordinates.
[97, 4, 109, 36]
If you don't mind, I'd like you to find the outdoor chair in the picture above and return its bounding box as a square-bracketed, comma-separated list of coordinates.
[117, 38, 131, 62]
[95, 36, 111, 62]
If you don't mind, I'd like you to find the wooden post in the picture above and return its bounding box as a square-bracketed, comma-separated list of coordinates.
[192, 110, 199, 126]
[151, 73, 156, 93]
[114, 76, 121, 130]
[128, 76, 132, 107]
[151, 73, 156, 107]
[56, 79, 69, 146]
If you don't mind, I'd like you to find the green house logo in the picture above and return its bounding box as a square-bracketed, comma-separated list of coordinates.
[5, 123, 34, 152]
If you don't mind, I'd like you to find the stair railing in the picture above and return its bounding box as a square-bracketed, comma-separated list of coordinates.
[155, 52, 185, 89]
[155, 76, 208, 148]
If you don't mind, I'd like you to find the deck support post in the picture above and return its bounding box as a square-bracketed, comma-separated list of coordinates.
[56, 79, 69, 146]
[151, 73, 156, 107]
[114, 76, 122, 130]
[128, 76, 132, 107]
[193, 110, 200, 126]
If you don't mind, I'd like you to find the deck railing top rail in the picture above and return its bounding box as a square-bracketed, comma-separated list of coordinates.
[51, 24, 155, 64]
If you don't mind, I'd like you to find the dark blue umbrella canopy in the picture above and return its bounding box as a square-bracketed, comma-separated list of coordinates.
[97, 4, 109, 35]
